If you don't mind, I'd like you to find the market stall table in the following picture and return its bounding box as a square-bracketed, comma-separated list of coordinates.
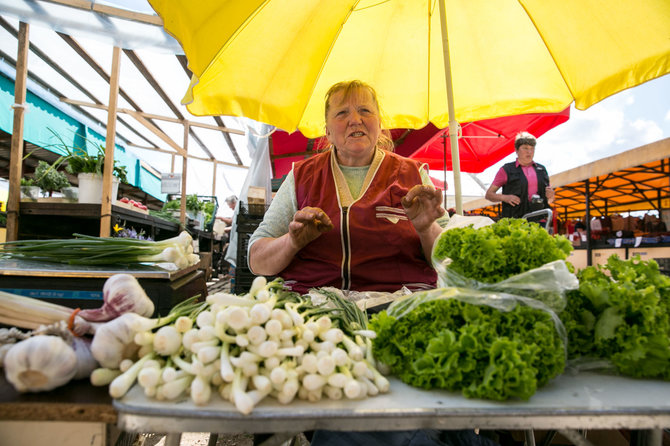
[0, 374, 117, 446]
[0, 258, 207, 315]
[114, 372, 670, 446]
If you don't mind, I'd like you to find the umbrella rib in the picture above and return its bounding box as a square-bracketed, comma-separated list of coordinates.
[461, 138, 481, 162]
[468, 122, 505, 138]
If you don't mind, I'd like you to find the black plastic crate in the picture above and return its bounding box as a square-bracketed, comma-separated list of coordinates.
[237, 204, 265, 233]
[236, 231, 253, 270]
[238, 201, 270, 217]
[234, 266, 258, 295]
[654, 258, 670, 276]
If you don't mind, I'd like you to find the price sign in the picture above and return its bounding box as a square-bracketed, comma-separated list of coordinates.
[161, 173, 182, 194]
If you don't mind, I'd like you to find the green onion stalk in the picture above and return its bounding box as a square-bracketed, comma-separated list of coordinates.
[0, 231, 198, 269]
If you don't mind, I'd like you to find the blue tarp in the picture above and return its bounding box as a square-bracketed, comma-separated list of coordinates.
[0, 72, 165, 201]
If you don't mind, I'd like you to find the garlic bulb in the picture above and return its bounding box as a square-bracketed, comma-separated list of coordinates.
[4, 335, 78, 392]
[91, 312, 142, 369]
[79, 274, 155, 322]
[71, 336, 99, 380]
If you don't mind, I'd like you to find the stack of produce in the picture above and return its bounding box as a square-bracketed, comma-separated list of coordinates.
[432, 217, 573, 285]
[370, 288, 566, 400]
[0, 231, 200, 270]
[0, 274, 155, 392]
[561, 255, 670, 380]
[370, 218, 576, 401]
[89, 277, 388, 414]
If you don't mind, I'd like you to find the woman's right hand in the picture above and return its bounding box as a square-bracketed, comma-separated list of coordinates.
[288, 207, 334, 250]
[504, 194, 521, 206]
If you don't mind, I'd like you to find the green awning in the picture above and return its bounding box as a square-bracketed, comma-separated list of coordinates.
[0, 72, 165, 201]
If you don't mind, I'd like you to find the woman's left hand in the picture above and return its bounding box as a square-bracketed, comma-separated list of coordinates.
[401, 185, 445, 233]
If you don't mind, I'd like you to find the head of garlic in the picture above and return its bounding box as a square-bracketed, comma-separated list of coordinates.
[90, 312, 142, 369]
[4, 335, 78, 392]
[79, 274, 155, 322]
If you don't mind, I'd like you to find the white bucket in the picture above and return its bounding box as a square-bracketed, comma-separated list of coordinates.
[78, 173, 119, 204]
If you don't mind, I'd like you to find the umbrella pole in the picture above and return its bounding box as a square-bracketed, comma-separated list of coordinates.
[443, 136, 447, 208]
[438, 0, 462, 214]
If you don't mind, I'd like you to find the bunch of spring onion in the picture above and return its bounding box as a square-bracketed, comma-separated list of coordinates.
[0, 231, 199, 270]
[91, 277, 389, 414]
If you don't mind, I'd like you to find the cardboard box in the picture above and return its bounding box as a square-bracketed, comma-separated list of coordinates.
[247, 186, 266, 215]
[198, 252, 213, 282]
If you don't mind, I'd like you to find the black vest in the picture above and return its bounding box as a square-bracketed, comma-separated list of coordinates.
[501, 161, 550, 219]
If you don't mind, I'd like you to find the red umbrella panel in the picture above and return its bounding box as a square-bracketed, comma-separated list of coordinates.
[270, 128, 408, 180]
[396, 108, 570, 173]
[269, 107, 569, 180]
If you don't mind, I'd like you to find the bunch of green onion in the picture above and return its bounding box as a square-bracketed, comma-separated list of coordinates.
[0, 231, 199, 269]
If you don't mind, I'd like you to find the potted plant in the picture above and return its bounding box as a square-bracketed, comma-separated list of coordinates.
[19, 177, 40, 201]
[33, 160, 71, 198]
[45, 129, 128, 203]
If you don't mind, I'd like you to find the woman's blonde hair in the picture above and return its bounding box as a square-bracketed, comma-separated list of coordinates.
[322, 80, 394, 152]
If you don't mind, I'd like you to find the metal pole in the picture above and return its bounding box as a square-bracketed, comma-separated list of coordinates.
[438, 0, 462, 214]
[443, 135, 447, 207]
[585, 178, 592, 266]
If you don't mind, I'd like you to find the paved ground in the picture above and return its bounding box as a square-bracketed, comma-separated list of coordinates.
[136, 432, 253, 445]
[136, 432, 309, 445]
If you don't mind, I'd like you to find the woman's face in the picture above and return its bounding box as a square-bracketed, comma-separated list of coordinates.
[516, 144, 535, 167]
[325, 88, 381, 167]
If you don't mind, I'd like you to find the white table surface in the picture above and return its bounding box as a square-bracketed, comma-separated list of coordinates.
[114, 371, 670, 434]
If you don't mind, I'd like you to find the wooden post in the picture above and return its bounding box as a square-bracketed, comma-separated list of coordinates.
[212, 161, 217, 197]
[5, 22, 29, 242]
[180, 121, 189, 226]
[100, 46, 121, 237]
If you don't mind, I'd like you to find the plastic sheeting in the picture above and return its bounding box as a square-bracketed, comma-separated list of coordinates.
[0, 0, 181, 53]
[224, 122, 274, 267]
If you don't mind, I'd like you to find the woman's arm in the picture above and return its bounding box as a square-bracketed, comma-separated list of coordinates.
[249, 207, 333, 275]
[247, 172, 333, 275]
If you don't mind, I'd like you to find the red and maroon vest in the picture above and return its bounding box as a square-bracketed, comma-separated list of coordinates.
[279, 150, 437, 293]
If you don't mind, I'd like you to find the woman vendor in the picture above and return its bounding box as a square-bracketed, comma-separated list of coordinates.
[247, 79, 446, 294]
[248, 80, 496, 446]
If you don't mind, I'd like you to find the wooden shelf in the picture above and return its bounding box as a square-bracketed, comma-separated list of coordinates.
[17, 202, 180, 240]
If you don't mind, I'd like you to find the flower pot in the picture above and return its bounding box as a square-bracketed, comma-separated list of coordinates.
[77, 173, 119, 204]
[61, 186, 79, 202]
[20, 186, 40, 201]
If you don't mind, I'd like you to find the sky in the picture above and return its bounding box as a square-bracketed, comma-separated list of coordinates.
[441, 74, 670, 200]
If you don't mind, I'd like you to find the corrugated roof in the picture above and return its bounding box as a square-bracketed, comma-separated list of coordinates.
[0, 0, 253, 206]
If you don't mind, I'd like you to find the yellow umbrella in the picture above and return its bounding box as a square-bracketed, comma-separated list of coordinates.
[149, 0, 670, 212]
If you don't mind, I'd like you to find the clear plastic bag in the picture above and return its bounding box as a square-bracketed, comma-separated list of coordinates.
[386, 286, 568, 358]
[430, 216, 578, 313]
[308, 286, 412, 312]
[434, 259, 577, 313]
